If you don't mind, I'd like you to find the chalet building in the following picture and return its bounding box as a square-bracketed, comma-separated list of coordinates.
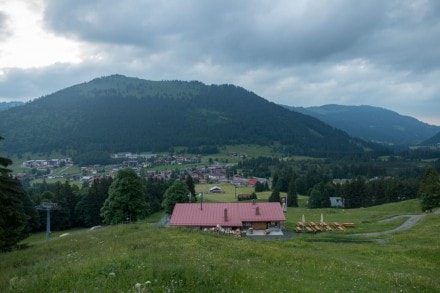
[169, 202, 286, 231]
[209, 186, 222, 193]
[330, 197, 344, 208]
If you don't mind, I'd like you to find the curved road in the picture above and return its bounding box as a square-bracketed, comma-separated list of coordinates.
[354, 208, 440, 237]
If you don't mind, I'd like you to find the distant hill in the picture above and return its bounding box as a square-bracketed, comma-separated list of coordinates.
[287, 104, 440, 146]
[422, 132, 440, 146]
[0, 75, 371, 157]
[0, 101, 24, 112]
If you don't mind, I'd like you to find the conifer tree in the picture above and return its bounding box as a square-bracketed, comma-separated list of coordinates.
[185, 174, 196, 202]
[0, 136, 29, 251]
[418, 167, 440, 212]
[268, 188, 281, 203]
[287, 177, 298, 207]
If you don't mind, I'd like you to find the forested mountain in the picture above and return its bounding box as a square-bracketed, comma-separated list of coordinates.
[422, 132, 440, 145]
[0, 101, 24, 112]
[287, 104, 440, 146]
[0, 75, 370, 156]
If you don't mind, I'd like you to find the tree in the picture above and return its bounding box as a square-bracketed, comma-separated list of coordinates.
[0, 136, 29, 251]
[145, 177, 170, 214]
[51, 182, 72, 230]
[341, 178, 366, 209]
[286, 177, 298, 207]
[254, 181, 265, 192]
[76, 177, 112, 227]
[418, 168, 440, 212]
[101, 169, 149, 224]
[274, 166, 294, 192]
[308, 182, 334, 209]
[185, 174, 196, 202]
[162, 180, 190, 214]
[268, 188, 281, 203]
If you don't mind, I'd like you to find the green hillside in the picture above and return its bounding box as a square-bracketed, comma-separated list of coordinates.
[0, 75, 369, 157]
[1, 200, 439, 292]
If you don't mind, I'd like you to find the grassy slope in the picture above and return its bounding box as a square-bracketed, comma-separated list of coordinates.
[1, 199, 439, 292]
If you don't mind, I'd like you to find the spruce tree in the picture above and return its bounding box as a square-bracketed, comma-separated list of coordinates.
[185, 174, 196, 202]
[76, 177, 112, 227]
[287, 177, 298, 207]
[268, 188, 281, 203]
[418, 168, 440, 212]
[0, 136, 29, 251]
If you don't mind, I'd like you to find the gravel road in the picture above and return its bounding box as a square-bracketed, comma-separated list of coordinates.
[353, 208, 440, 237]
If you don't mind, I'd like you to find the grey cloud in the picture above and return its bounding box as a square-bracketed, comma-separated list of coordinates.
[44, 1, 389, 65]
[0, 63, 111, 101]
[0, 11, 11, 40]
[43, 0, 440, 73]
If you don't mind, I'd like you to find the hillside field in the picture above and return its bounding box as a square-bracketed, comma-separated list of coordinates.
[1, 199, 439, 292]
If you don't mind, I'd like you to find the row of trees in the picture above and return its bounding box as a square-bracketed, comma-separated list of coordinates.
[249, 158, 440, 211]
[307, 177, 419, 208]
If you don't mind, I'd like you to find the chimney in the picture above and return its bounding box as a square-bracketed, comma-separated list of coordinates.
[256, 206, 260, 216]
[224, 208, 228, 221]
[200, 192, 204, 210]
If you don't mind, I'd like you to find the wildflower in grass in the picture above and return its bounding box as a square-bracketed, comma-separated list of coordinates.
[109, 272, 115, 277]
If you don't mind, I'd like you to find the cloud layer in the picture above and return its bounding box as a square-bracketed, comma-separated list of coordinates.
[1, 0, 440, 124]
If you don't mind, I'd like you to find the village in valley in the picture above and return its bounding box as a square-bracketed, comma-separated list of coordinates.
[16, 151, 360, 238]
[17, 151, 264, 188]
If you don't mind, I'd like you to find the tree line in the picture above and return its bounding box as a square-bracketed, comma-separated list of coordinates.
[2, 141, 440, 251]
[238, 156, 440, 210]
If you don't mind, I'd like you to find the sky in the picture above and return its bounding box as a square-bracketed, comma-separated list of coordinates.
[1, 0, 439, 125]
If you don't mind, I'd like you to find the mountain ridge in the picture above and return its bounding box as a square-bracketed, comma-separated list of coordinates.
[0, 101, 24, 111]
[287, 104, 440, 146]
[0, 75, 369, 157]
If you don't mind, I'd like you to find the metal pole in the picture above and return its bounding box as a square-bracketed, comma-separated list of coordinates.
[36, 201, 59, 240]
[46, 208, 51, 240]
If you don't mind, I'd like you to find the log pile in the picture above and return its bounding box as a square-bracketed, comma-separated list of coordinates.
[295, 221, 355, 233]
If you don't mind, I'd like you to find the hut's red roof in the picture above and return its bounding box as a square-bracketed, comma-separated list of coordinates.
[169, 202, 286, 227]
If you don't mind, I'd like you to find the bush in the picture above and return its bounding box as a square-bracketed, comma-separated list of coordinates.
[237, 193, 257, 201]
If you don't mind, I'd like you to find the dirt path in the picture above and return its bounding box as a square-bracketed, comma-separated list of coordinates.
[353, 208, 440, 237]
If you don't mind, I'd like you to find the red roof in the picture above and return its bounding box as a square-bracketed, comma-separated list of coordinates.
[169, 202, 286, 227]
[247, 178, 258, 186]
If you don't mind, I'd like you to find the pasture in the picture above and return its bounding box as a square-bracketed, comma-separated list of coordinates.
[1, 199, 439, 292]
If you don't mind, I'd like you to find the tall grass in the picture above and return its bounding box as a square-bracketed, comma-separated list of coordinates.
[1, 200, 439, 292]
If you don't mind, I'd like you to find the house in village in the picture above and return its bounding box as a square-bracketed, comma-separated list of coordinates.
[330, 196, 344, 208]
[209, 186, 223, 193]
[169, 202, 286, 233]
[246, 178, 259, 187]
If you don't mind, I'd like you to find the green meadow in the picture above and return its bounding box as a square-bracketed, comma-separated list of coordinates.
[1, 197, 439, 292]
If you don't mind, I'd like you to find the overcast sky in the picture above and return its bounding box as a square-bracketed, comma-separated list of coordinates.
[1, 0, 439, 125]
